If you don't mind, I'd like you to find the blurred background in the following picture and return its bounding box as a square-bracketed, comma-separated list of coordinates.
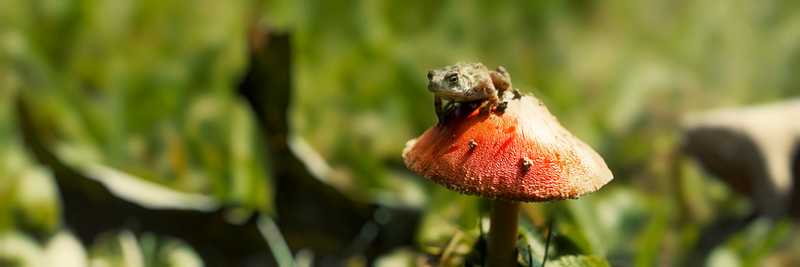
[2, 0, 800, 266]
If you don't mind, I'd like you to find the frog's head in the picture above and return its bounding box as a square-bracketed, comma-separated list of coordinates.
[427, 62, 490, 99]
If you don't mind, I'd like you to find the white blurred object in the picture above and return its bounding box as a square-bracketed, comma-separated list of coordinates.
[15, 166, 61, 232]
[374, 247, 417, 267]
[288, 134, 362, 199]
[258, 216, 294, 267]
[118, 230, 143, 267]
[705, 247, 741, 267]
[287, 133, 332, 181]
[0, 232, 45, 266]
[79, 163, 220, 212]
[294, 247, 315, 267]
[163, 239, 204, 267]
[45, 230, 88, 267]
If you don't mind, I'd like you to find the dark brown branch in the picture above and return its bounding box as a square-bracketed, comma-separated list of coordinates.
[238, 28, 420, 264]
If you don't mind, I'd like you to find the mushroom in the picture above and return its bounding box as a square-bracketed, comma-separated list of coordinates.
[403, 92, 612, 266]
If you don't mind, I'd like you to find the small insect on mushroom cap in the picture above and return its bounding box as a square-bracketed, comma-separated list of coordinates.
[403, 93, 612, 202]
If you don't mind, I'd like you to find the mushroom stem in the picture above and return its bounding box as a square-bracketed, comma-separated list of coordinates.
[487, 199, 520, 267]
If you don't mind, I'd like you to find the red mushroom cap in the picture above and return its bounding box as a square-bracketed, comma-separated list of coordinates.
[403, 94, 612, 202]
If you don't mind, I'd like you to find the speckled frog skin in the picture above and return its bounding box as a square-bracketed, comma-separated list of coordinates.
[427, 62, 512, 124]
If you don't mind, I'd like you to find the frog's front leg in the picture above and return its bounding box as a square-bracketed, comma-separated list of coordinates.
[479, 82, 499, 114]
[435, 94, 445, 125]
[490, 66, 512, 101]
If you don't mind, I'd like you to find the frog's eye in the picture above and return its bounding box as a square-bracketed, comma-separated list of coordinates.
[427, 71, 433, 81]
[448, 74, 459, 84]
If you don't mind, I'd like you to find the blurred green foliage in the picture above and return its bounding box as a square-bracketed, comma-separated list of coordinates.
[2, 0, 800, 266]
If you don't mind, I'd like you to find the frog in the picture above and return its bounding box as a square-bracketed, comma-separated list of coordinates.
[427, 62, 513, 125]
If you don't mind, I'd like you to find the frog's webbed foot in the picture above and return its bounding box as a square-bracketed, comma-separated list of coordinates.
[479, 87, 501, 115]
[479, 103, 492, 114]
[496, 101, 509, 112]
